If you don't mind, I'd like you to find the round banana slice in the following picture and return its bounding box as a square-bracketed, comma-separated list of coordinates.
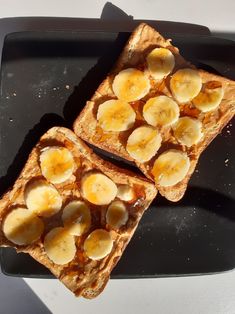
[192, 81, 224, 112]
[25, 180, 62, 217]
[112, 68, 150, 102]
[143, 95, 179, 127]
[62, 200, 91, 236]
[126, 125, 162, 163]
[117, 184, 135, 202]
[151, 149, 190, 187]
[83, 229, 113, 260]
[3, 208, 44, 245]
[106, 200, 129, 230]
[173, 117, 203, 147]
[44, 227, 76, 265]
[170, 68, 202, 103]
[146, 47, 175, 80]
[97, 99, 136, 132]
[81, 172, 117, 205]
[40, 146, 75, 184]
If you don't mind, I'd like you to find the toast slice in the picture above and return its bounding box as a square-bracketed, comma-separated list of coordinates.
[0, 127, 157, 298]
[73, 23, 235, 202]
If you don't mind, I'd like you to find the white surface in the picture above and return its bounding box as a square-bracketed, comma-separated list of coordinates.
[25, 273, 235, 314]
[0, 0, 234, 32]
[1, 1, 235, 313]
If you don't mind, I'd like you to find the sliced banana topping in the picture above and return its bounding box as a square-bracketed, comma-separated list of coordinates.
[151, 149, 190, 187]
[192, 81, 224, 112]
[106, 200, 128, 230]
[3, 208, 44, 245]
[126, 125, 162, 163]
[170, 68, 202, 103]
[97, 99, 136, 132]
[25, 180, 62, 217]
[81, 172, 117, 205]
[173, 117, 203, 147]
[44, 227, 76, 265]
[143, 95, 179, 127]
[112, 68, 150, 102]
[62, 200, 91, 236]
[117, 184, 135, 202]
[146, 47, 175, 80]
[83, 229, 113, 260]
[40, 146, 75, 184]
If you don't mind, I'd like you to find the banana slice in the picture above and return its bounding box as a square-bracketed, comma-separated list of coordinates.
[117, 184, 135, 202]
[143, 95, 179, 127]
[81, 172, 117, 205]
[40, 146, 75, 184]
[146, 47, 175, 80]
[62, 200, 91, 236]
[112, 68, 150, 102]
[173, 117, 203, 147]
[3, 208, 44, 245]
[83, 229, 113, 260]
[170, 68, 202, 103]
[151, 149, 190, 187]
[106, 200, 128, 230]
[97, 99, 136, 132]
[44, 227, 76, 265]
[25, 180, 62, 217]
[126, 125, 162, 163]
[192, 81, 224, 112]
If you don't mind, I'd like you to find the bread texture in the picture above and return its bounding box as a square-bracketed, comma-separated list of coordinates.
[0, 127, 157, 298]
[73, 23, 235, 202]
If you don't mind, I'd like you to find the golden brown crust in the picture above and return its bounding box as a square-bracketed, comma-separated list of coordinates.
[0, 127, 157, 298]
[73, 23, 235, 201]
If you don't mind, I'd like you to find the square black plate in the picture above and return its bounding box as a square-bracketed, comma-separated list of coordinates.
[0, 29, 234, 278]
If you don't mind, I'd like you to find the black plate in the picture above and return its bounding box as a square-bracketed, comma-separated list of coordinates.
[0, 30, 234, 278]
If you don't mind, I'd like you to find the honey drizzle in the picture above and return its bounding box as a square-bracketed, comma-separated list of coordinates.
[130, 101, 144, 120]
[93, 126, 114, 143]
[180, 103, 200, 118]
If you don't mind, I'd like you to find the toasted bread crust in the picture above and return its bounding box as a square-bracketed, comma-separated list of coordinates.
[0, 127, 157, 298]
[74, 23, 235, 201]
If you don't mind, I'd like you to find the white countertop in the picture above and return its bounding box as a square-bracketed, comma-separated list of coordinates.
[1, 0, 235, 32]
[24, 273, 235, 314]
[0, 1, 235, 313]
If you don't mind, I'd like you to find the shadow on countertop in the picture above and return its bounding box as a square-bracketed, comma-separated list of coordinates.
[0, 270, 52, 313]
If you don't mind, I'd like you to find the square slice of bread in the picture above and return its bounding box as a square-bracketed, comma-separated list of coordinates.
[0, 127, 157, 298]
[73, 23, 235, 202]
